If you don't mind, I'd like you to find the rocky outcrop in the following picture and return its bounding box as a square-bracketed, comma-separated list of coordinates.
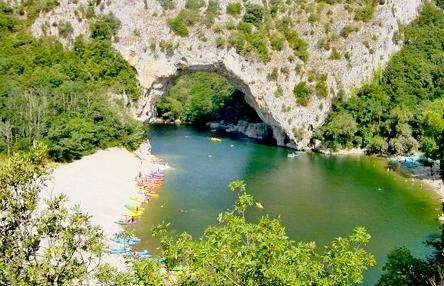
[31, 0, 422, 149]
[208, 121, 273, 141]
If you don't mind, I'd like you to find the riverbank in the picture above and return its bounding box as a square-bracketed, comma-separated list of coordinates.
[43, 142, 169, 268]
[320, 148, 443, 200]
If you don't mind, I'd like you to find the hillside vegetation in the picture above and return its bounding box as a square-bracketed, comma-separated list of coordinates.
[0, 2, 144, 161]
[316, 3, 443, 160]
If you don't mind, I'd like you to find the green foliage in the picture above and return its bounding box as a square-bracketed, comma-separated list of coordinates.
[243, 3, 264, 25]
[97, 181, 375, 285]
[90, 14, 121, 41]
[185, 0, 205, 10]
[315, 74, 328, 98]
[293, 81, 311, 106]
[20, 0, 60, 21]
[377, 225, 444, 285]
[168, 9, 200, 36]
[226, 2, 242, 16]
[0, 7, 144, 161]
[269, 34, 285, 51]
[0, 145, 105, 285]
[284, 30, 309, 61]
[377, 248, 435, 285]
[354, 0, 377, 21]
[340, 24, 359, 38]
[319, 111, 358, 149]
[366, 135, 388, 154]
[58, 21, 73, 38]
[318, 4, 444, 157]
[204, 0, 220, 27]
[157, 0, 176, 10]
[156, 72, 236, 122]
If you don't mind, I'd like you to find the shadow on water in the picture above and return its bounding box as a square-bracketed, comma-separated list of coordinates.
[128, 125, 440, 285]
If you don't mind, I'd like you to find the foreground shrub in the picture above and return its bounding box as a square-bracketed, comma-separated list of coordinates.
[0, 145, 105, 285]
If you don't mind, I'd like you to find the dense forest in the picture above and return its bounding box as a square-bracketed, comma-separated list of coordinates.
[0, 3, 144, 161]
[156, 71, 236, 123]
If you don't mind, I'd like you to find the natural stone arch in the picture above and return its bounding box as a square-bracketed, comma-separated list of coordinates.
[31, 0, 423, 149]
[133, 63, 293, 147]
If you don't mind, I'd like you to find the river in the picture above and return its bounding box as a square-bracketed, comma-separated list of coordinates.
[129, 125, 440, 285]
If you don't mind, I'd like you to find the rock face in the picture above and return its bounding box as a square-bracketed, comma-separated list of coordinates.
[208, 121, 273, 141]
[31, 0, 422, 149]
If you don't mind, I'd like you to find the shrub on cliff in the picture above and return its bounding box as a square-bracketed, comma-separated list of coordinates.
[226, 2, 242, 16]
[243, 3, 264, 25]
[293, 81, 311, 106]
[90, 13, 121, 41]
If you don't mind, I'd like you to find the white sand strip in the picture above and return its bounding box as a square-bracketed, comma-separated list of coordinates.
[43, 144, 168, 268]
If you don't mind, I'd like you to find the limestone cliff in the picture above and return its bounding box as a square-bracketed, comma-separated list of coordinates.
[31, 0, 422, 149]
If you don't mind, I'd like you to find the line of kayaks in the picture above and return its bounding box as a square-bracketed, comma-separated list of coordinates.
[108, 235, 151, 258]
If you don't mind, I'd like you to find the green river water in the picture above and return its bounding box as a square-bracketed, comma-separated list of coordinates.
[129, 125, 440, 285]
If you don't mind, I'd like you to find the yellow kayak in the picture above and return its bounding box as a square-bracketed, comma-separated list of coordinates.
[255, 202, 264, 209]
[130, 195, 145, 203]
[125, 209, 143, 217]
[210, 137, 222, 142]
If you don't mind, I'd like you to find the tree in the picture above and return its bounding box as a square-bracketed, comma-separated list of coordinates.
[377, 224, 444, 285]
[0, 144, 105, 285]
[98, 180, 376, 285]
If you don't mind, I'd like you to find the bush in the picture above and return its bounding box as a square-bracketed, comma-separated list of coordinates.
[354, 0, 377, 21]
[226, 2, 242, 16]
[158, 0, 176, 10]
[90, 14, 121, 41]
[168, 17, 189, 36]
[285, 31, 308, 61]
[97, 182, 376, 285]
[243, 4, 264, 25]
[269, 34, 284, 51]
[318, 111, 358, 149]
[185, 0, 205, 10]
[168, 9, 200, 36]
[293, 82, 310, 106]
[366, 136, 388, 154]
[315, 75, 328, 98]
[58, 21, 73, 38]
[340, 24, 359, 38]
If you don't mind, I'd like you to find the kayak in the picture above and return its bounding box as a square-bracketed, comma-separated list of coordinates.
[114, 219, 136, 225]
[125, 205, 144, 212]
[135, 250, 151, 258]
[111, 236, 141, 245]
[210, 137, 222, 142]
[124, 209, 143, 217]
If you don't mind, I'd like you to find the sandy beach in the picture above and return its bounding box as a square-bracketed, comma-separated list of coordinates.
[43, 143, 168, 268]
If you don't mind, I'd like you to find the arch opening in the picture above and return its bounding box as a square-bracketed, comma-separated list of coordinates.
[150, 70, 277, 145]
